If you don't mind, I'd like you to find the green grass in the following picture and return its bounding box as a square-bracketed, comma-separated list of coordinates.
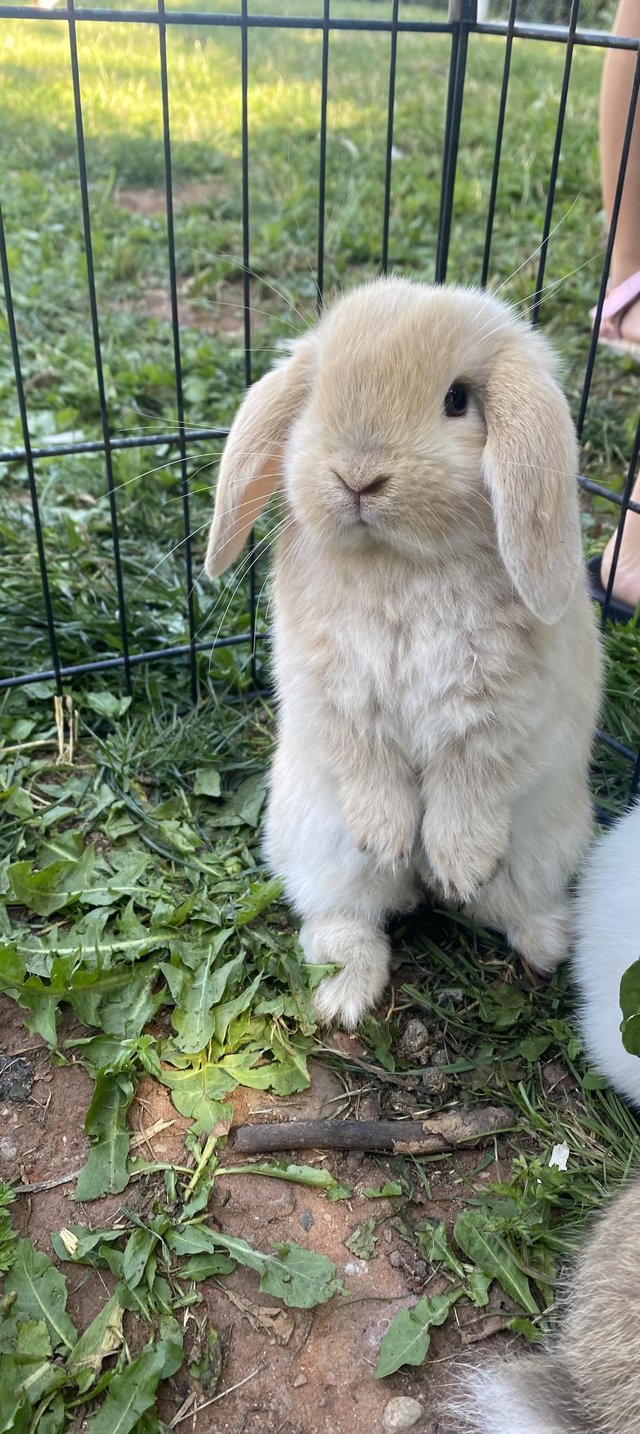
[0, 2, 639, 1421]
[1, 0, 638, 690]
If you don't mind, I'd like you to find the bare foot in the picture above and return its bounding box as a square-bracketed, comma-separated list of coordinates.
[618, 295, 640, 346]
[600, 502, 640, 609]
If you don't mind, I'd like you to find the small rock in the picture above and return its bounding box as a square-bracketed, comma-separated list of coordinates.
[386, 1091, 420, 1116]
[292, 1373, 308, 1388]
[262, 1188, 296, 1222]
[299, 1209, 314, 1232]
[418, 1066, 449, 1097]
[382, 1396, 424, 1432]
[343, 1259, 367, 1276]
[346, 1149, 365, 1174]
[542, 1060, 569, 1093]
[398, 1019, 433, 1065]
[436, 987, 464, 1006]
[0, 1057, 33, 1103]
[431, 1048, 449, 1068]
[388, 1250, 403, 1268]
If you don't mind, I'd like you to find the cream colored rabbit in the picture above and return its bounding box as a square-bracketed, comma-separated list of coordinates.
[205, 278, 602, 1028]
[454, 1175, 640, 1434]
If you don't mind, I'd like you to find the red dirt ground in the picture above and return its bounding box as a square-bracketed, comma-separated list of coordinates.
[0, 993, 515, 1433]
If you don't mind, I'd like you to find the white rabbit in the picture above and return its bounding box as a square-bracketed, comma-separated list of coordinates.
[452, 1175, 640, 1434]
[573, 802, 640, 1105]
[205, 278, 602, 1028]
[454, 805, 640, 1434]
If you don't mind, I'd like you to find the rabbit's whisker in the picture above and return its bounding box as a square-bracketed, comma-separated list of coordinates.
[492, 193, 583, 297]
[134, 520, 213, 592]
[200, 513, 295, 637]
[205, 517, 296, 673]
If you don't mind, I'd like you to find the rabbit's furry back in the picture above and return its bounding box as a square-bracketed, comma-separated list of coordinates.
[572, 803, 640, 1105]
[206, 278, 602, 1027]
[454, 1176, 640, 1434]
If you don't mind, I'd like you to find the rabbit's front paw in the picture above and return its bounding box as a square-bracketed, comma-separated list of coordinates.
[422, 812, 508, 904]
[343, 784, 420, 870]
[302, 915, 391, 1030]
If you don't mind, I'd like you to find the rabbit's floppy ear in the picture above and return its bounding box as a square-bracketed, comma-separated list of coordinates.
[482, 336, 582, 624]
[205, 338, 315, 578]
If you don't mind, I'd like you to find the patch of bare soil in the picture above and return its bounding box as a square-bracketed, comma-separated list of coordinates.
[0, 994, 512, 1434]
[112, 181, 278, 335]
[113, 182, 219, 217]
[111, 276, 274, 337]
[121, 280, 260, 336]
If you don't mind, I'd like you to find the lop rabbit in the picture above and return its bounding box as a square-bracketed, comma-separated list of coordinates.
[205, 278, 602, 1028]
[454, 1175, 640, 1434]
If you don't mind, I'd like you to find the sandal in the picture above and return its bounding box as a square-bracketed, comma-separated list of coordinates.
[589, 271, 640, 361]
[586, 553, 637, 623]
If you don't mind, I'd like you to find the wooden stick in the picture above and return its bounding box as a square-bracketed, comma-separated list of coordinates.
[232, 1105, 513, 1156]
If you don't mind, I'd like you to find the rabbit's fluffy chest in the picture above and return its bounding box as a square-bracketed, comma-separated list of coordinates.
[276, 543, 533, 767]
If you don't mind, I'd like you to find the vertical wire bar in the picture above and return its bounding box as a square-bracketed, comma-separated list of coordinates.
[600, 408, 640, 628]
[435, 27, 460, 282]
[381, 0, 400, 275]
[577, 43, 640, 438]
[240, 0, 257, 676]
[157, 0, 197, 703]
[0, 204, 61, 693]
[240, 0, 251, 394]
[480, 0, 516, 288]
[435, 0, 473, 284]
[530, 0, 579, 327]
[631, 742, 640, 800]
[67, 0, 131, 690]
[316, 0, 330, 310]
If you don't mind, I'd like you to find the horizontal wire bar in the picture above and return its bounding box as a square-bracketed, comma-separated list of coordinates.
[595, 728, 639, 763]
[0, 427, 229, 464]
[2, 437, 635, 516]
[2, 660, 637, 762]
[0, 7, 638, 46]
[578, 477, 640, 514]
[0, 632, 264, 690]
[1, 428, 637, 516]
[0, 7, 451, 27]
[475, 20, 640, 50]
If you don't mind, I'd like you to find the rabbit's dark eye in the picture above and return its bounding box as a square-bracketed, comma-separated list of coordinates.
[444, 383, 468, 417]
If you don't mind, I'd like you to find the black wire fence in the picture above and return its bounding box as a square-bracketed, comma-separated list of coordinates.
[0, 0, 638, 797]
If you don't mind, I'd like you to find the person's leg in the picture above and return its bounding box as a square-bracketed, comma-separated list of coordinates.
[600, 0, 640, 344]
[598, 3, 640, 605]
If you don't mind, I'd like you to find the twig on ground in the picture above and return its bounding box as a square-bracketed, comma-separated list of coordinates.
[232, 1106, 514, 1155]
